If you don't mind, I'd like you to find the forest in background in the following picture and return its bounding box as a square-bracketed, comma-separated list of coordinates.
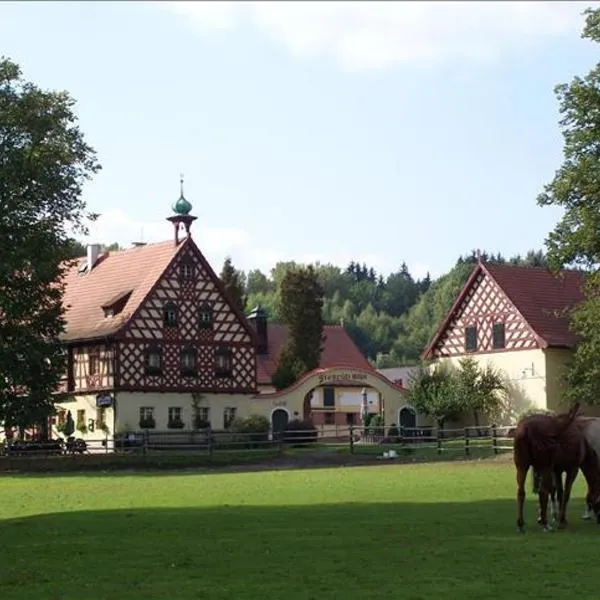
[68, 241, 547, 367]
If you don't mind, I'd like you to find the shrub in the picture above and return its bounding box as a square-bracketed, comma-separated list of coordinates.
[387, 424, 400, 438]
[367, 414, 384, 436]
[229, 415, 270, 448]
[283, 418, 318, 446]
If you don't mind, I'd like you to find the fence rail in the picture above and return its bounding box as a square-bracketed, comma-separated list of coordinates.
[0, 424, 516, 461]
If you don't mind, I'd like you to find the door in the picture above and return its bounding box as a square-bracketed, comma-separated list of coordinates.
[399, 407, 417, 437]
[271, 409, 289, 434]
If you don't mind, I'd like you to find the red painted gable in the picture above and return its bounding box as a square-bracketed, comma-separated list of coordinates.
[422, 261, 587, 359]
[256, 324, 374, 385]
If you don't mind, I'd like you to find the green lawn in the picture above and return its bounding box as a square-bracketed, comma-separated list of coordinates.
[0, 459, 597, 599]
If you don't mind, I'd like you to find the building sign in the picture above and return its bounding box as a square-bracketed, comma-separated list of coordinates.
[96, 394, 113, 408]
[317, 372, 369, 385]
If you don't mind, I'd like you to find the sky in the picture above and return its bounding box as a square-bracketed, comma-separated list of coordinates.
[1, 1, 599, 280]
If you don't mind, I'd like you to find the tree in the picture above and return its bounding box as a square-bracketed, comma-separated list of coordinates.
[406, 364, 466, 428]
[0, 57, 100, 437]
[536, 8, 600, 404]
[272, 265, 325, 390]
[220, 256, 247, 314]
[454, 357, 507, 427]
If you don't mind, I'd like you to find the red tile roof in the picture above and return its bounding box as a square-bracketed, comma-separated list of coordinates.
[422, 261, 586, 359]
[256, 324, 374, 385]
[484, 263, 585, 348]
[60, 240, 185, 341]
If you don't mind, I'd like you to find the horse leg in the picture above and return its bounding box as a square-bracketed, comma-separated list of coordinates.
[583, 486, 593, 520]
[550, 481, 558, 524]
[538, 471, 553, 532]
[557, 467, 579, 529]
[516, 465, 528, 534]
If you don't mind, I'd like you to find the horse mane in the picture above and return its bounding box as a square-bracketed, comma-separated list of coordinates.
[518, 403, 581, 459]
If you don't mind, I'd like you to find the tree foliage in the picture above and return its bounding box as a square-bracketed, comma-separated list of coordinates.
[406, 358, 507, 427]
[0, 57, 100, 435]
[219, 256, 247, 314]
[272, 265, 325, 390]
[536, 8, 600, 404]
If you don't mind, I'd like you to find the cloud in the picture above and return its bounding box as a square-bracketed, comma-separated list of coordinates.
[163, 1, 597, 71]
[81, 209, 427, 278]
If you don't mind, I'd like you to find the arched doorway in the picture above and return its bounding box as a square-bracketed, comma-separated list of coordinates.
[398, 406, 417, 434]
[271, 408, 290, 433]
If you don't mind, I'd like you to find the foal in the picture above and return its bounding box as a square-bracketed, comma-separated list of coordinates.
[513, 403, 582, 533]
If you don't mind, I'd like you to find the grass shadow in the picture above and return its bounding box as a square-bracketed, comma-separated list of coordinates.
[0, 499, 598, 600]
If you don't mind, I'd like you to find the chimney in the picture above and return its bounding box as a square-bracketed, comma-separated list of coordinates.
[247, 305, 268, 355]
[86, 243, 101, 271]
[132, 242, 147, 248]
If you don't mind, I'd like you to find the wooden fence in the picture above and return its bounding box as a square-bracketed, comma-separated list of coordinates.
[0, 424, 515, 463]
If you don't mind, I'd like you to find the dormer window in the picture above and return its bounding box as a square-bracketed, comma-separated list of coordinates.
[101, 289, 132, 319]
[199, 303, 213, 330]
[180, 346, 198, 376]
[163, 301, 178, 328]
[179, 260, 194, 280]
[215, 347, 233, 378]
[145, 344, 162, 375]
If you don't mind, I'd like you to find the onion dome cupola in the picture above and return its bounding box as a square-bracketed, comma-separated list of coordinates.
[166, 174, 198, 245]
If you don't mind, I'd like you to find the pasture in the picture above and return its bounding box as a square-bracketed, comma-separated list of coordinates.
[0, 458, 598, 599]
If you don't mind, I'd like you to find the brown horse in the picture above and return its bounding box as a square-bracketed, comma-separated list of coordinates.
[513, 403, 584, 533]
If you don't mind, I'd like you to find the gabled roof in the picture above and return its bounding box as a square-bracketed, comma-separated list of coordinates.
[421, 261, 586, 360]
[256, 324, 374, 385]
[60, 240, 185, 341]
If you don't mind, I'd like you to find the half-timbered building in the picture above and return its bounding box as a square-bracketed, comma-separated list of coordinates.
[421, 258, 587, 418]
[49, 186, 381, 439]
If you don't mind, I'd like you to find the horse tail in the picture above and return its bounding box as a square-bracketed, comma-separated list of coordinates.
[554, 402, 581, 437]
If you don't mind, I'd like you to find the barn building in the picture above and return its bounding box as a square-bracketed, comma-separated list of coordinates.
[421, 257, 590, 419]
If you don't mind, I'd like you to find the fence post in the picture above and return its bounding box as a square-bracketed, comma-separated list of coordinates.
[436, 427, 442, 455]
[492, 424, 498, 455]
[349, 424, 354, 455]
[143, 430, 149, 456]
[278, 430, 284, 456]
[464, 427, 470, 457]
[207, 426, 213, 457]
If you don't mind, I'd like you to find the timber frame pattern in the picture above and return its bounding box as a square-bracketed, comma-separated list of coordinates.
[61, 238, 258, 396]
[422, 262, 539, 360]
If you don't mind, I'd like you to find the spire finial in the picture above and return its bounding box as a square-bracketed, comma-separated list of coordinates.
[476, 248, 481, 261]
[180, 172, 185, 198]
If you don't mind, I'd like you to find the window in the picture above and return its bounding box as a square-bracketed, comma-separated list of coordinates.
[346, 412, 355, 425]
[465, 325, 478, 353]
[96, 408, 106, 428]
[199, 303, 214, 330]
[179, 261, 194, 280]
[324, 412, 335, 425]
[140, 406, 154, 421]
[76, 409, 85, 428]
[224, 407, 237, 429]
[492, 322, 506, 350]
[168, 407, 183, 428]
[57, 410, 66, 426]
[139, 406, 155, 429]
[145, 344, 163, 375]
[323, 387, 335, 408]
[215, 347, 233, 377]
[163, 302, 178, 328]
[88, 349, 100, 375]
[180, 346, 198, 376]
[194, 406, 210, 427]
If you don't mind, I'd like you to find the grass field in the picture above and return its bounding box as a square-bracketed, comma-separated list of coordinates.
[0, 458, 597, 599]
